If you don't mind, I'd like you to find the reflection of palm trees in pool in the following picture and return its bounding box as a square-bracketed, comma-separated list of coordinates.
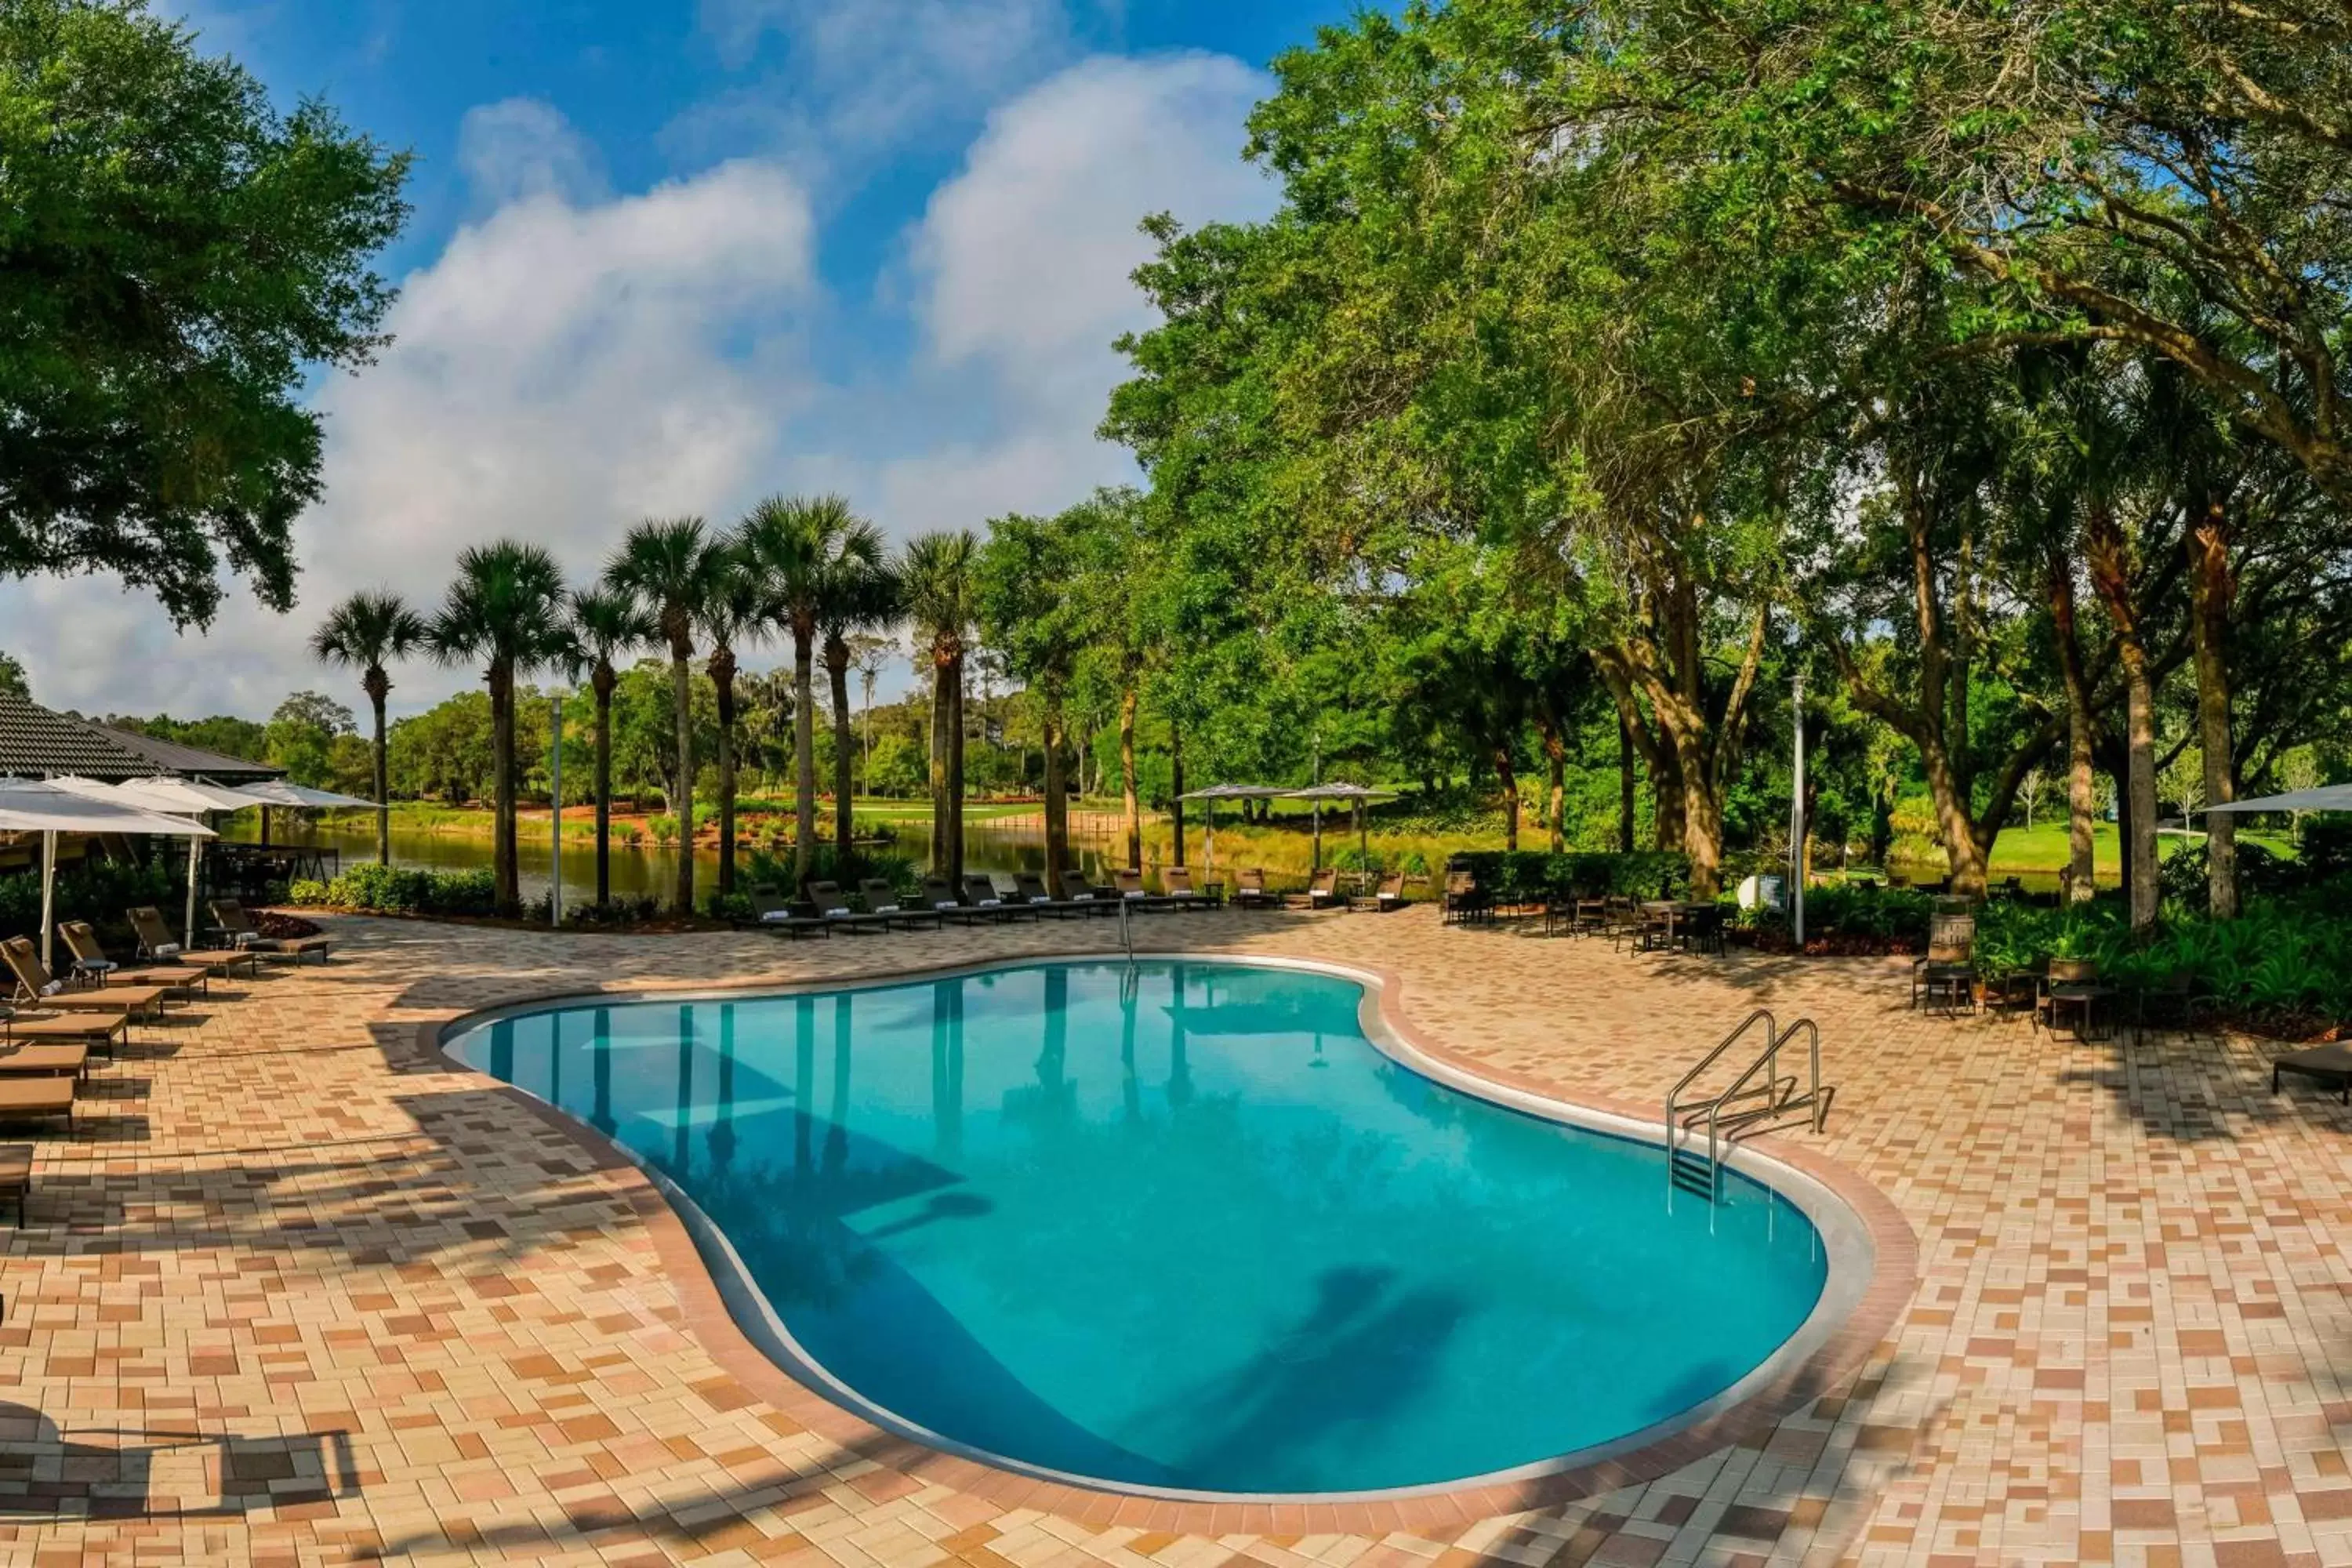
[1003, 967, 1077, 1128]
[589, 1007, 614, 1137]
[930, 981, 964, 1158]
[823, 995, 851, 1174]
[709, 1004, 737, 1175]
[793, 996, 815, 1177]
[1168, 963, 1192, 1109]
[670, 1004, 694, 1174]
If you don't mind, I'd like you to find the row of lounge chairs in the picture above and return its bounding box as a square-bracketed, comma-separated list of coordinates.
[0, 899, 329, 1149]
[736, 870, 1221, 939]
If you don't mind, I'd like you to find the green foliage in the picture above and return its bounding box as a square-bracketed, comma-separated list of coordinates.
[2300, 820, 2352, 885]
[864, 732, 925, 798]
[287, 863, 495, 916]
[0, 650, 26, 698]
[1451, 851, 1690, 903]
[0, 0, 409, 625]
[0, 857, 176, 946]
[264, 690, 355, 786]
[1797, 885, 1937, 942]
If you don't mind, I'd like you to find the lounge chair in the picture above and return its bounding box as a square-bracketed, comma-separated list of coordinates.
[1012, 873, 1083, 919]
[126, 908, 260, 979]
[858, 878, 942, 931]
[0, 1041, 88, 1079]
[3, 1003, 127, 1057]
[56, 922, 207, 996]
[804, 881, 891, 935]
[0, 1142, 27, 1224]
[1232, 868, 1275, 910]
[737, 888, 829, 940]
[1160, 867, 1209, 910]
[0, 1077, 75, 1132]
[964, 873, 1031, 921]
[2, 938, 162, 1024]
[1055, 866, 1115, 914]
[2274, 1043, 2352, 1104]
[1352, 870, 1406, 913]
[1284, 867, 1341, 912]
[209, 899, 332, 964]
[916, 875, 987, 926]
[1113, 869, 1175, 912]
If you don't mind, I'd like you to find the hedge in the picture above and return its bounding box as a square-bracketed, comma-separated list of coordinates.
[287, 864, 497, 916]
[1448, 851, 1691, 902]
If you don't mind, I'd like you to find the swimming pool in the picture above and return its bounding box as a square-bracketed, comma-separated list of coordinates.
[445, 959, 1845, 1497]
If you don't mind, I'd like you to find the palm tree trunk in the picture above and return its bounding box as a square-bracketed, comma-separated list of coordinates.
[2088, 511, 2159, 931]
[2050, 553, 2099, 902]
[929, 655, 952, 876]
[793, 622, 817, 880]
[827, 635, 856, 883]
[1170, 719, 1185, 868]
[593, 666, 614, 909]
[1119, 685, 1141, 872]
[671, 648, 695, 913]
[713, 649, 739, 897]
[2190, 503, 2237, 916]
[1043, 687, 1069, 896]
[1496, 746, 1520, 852]
[490, 661, 518, 916]
[947, 653, 967, 883]
[369, 680, 390, 868]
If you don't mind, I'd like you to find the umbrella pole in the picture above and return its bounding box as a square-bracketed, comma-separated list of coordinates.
[38, 830, 56, 971]
[1207, 800, 1215, 873]
[186, 834, 201, 950]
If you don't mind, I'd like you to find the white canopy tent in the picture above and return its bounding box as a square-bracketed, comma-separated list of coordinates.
[0, 780, 216, 968]
[2192, 784, 2352, 815]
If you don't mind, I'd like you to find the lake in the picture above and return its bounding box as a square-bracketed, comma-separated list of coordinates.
[221, 813, 1133, 909]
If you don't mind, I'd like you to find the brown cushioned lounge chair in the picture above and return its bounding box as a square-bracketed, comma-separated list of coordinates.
[0, 1077, 76, 1132]
[56, 922, 205, 996]
[859, 878, 942, 930]
[126, 907, 260, 978]
[2, 1005, 127, 1058]
[2, 938, 163, 1023]
[0, 1041, 88, 1079]
[209, 900, 332, 964]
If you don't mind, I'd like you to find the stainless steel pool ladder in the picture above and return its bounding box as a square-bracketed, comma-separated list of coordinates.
[1664, 1010, 1831, 1203]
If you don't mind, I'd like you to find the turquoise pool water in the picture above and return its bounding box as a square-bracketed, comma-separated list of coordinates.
[445, 961, 1828, 1495]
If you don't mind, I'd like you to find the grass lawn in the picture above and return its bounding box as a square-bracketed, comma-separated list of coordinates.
[1891, 822, 2295, 879]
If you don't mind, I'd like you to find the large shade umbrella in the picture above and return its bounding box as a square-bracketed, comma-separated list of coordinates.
[2191, 784, 2352, 815]
[0, 780, 217, 967]
[237, 779, 376, 849]
[1284, 782, 1394, 872]
[55, 776, 270, 949]
[1175, 783, 1287, 870]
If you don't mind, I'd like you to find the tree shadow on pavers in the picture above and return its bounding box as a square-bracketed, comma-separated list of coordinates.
[2056, 1025, 2352, 1145]
[0, 1403, 361, 1521]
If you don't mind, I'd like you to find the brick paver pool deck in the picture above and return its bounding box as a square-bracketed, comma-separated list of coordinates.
[2, 905, 2349, 1566]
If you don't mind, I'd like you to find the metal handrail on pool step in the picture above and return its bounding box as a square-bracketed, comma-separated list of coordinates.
[1664, 1011, 1832, 1204]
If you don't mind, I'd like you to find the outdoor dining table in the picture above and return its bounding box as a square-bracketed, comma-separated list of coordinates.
[1639, 900, 1722, 953]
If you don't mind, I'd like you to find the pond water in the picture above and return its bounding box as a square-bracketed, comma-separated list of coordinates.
[445, 960, 1831, 1496]
[220, 815, 1125, 908]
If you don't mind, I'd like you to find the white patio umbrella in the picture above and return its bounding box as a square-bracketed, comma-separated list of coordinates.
[1284, 782, 1394, 872]
[2190, 784, 2352, 815]
[54, 775, 272, 949]
[238, 780, 374, 809]
[0, 780, 217, 969]
[1175, 783, 1287, 871]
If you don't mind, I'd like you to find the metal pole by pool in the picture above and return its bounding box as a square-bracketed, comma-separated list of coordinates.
[550, 688, 564, 928]
[38, 830, 56, 970]
[1790, 673, 1806, 948]
[1310, 733, 1322, 873]
[185, 829, 201, 950]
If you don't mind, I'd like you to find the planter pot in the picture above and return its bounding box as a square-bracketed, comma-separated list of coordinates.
[2048, 957, 2099, 984]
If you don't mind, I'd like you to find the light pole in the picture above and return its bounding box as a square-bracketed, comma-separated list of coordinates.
[1789, 673, 1806, 948]
[550, 688, 564, 928]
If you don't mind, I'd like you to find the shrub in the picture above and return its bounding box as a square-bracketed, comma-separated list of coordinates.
[1798, 884, 1936, 942]
[1450, 850, 1691, 902]
[0, 857, 176, 947]
[648, 815, 677, 845]
[566, 895, 660, 928]
[297, 864, 498, 916]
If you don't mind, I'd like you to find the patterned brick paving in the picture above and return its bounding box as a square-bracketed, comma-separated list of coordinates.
[2, 905, 2348, 1565]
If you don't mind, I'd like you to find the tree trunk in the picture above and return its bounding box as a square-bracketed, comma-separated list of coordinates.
[490, 661, 518, 916]
[1043, 687, 1070, 896]
[366, 670, 390, 868]
[2049, 554, 2099, 902]
[670, 647, 694, 914]
[826, 633, 855, 884]
[1119, 686, 1141, 872]
[593, 663, 615, 909]
[2088, 512, 2159, 931]
[946, 653, 967, 883]
[1617, 710, 1636, 854]
[1496, 748, 1521, 851]
[713, 644, 739, 897]
[928, 652, 952, 877]
[2190, 504, 2238, 916]
[1915, 734, 1991, 898]
[792, 622, 816, 880]
[1537, 709, 1566, 853]
[1170, 719, 1186, 868]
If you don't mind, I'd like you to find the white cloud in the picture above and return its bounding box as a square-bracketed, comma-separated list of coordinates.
[457, 98, 608, 208]
[0, 127, 821, 719]
[880, 52, 1276, 524]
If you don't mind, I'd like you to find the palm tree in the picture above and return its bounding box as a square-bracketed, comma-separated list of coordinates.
[427, 542, 569, 915]
[738, 494, 858, 879]
[309, 590, 427, 868]
[604, 517, 725, 913]
[899, 529, 981, 881]
[820, 523, 897, 880]
[564, 587, 655, 910]
[698, 549, 768, 898]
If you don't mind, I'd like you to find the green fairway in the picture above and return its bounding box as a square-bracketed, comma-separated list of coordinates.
[1891, 822, 2295, 880]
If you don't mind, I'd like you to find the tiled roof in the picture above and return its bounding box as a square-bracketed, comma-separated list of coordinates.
[0, 693, 161, 782]
[91, 724, 281, 785]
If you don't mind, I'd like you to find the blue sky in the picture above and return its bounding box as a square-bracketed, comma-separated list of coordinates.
[7, 0, 1356, 718]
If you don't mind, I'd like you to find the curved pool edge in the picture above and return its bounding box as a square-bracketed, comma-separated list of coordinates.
[423, 951, 1922, 1534]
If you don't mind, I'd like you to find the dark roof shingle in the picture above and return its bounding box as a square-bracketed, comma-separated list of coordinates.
[0, 693, 162, 782]
[90, 725, 281, 785]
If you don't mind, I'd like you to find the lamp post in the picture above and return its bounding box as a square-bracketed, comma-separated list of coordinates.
[1789, 673, 1806, 948]
[550, 688, 564, 928]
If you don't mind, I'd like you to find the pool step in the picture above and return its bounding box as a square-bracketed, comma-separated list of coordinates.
[1668, 1144, 1719, 1200]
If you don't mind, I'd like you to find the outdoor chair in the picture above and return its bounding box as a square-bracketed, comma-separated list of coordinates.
[0, 1077, 76, 1134]
[1012, 872, 1083, 920]
[859, 879, 942, 931]
[0, 1040, 88, 1080]
[1441, 869, 1490, 925]
[1057, 865, 1116, 911]
[1285, 867, 1341, 912]
[2273, 1043, 2352, 1104]
[2, 938, 163, 1025]
[737, 887, 829, 940]
[1352, 870, 1405, 913]
[1160, 867, 1210, 909]
[1911, 911, 1977, 1012]
[209, 900, 332, 964]
[125, 907, 260, 979]
[56, 923, 206, 997]
[1232, 868, 1276, 910]
[1113, 869, 1175, 912]
[2128, 972, 2203, 1044]
[2, 1004, 127, 1058]
[964, 873, 1033, 921]
[804, 880, 891, 935]
[918, 875, 986, 925]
